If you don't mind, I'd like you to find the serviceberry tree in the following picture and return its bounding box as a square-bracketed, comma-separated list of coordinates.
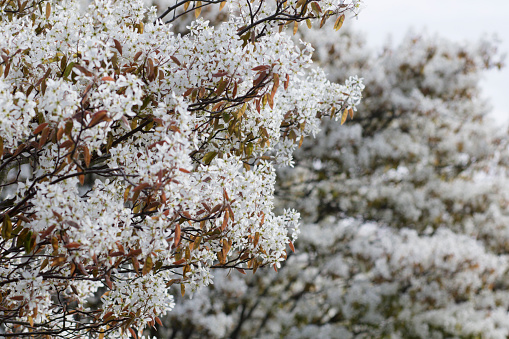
[0, 0, 363, 337]
[160, 28, 509, 338]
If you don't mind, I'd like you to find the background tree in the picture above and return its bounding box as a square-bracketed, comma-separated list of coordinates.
[0, 0, 363, 337]
[159, 27, 509, 338]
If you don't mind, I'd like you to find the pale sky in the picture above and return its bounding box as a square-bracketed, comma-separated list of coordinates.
[350, 0, 509, 126]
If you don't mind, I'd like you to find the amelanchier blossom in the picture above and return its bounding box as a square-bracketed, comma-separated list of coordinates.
[159, 28, 509, 338]
[0, 0, 363, 337]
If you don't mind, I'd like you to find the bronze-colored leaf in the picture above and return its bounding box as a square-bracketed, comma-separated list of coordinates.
[65, 242, 81, 249]
[341, 108, 348, 125]
[45, 2, 51, 19]
[39, 126, 50, 148]
[34, 122, 49, 135]
[113, 39, 123, 55]
[289, 241, 295, 253]
[334, 14, 345, 31]
[83, 146, 91, 167]
[195, 1, 202, 18]
[174, 224, 181, 247]
[221, 210, 229, 231]
[142, 255, 153, 275]
[88, 110, 109, 128]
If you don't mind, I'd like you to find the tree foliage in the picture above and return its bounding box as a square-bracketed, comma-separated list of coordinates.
[0, 0, 364, 337]
[159, 28, 509, 338]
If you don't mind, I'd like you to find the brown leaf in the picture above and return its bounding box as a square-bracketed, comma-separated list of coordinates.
[211, 204, 222, 214]
[252, 65, 270, 71]
[3, 62, 10, 78]
[142, 255, 153, 275]
[221, 210, 229, 231]
[134, 51, 143, 61]
[133, 182, 150, 192]
[65, 242, 81, 249]
[45, 2, 51, 19]
[83, 146, 91, 167]
[34, 123, 49, 135]
[59, 140, 74, 149]
[88, 110, 109, 128]
[40, 225, 56, 239]
[289, 241, 295, 253]
[212, 71, 228, 77]
[128, 327, 137, 339]
[128, 248, 142, 257]
[227, 205, 235, 222]
[39, 126, 50, 148]
[223, 188, 230, 201]
[13, 143, 25, 156]
[174, 224, 181, 247]
[77, 263, 88, 276]
[170, 55, 181, 66]
[268, 92, 274, 109]
[51, 256, 66, 267]
[77, 167, 85, 185]
[132, 257, 140, 274]
[173, 258, 186, 265]
[74, 64, 92, 76]
[103, 311, 114, 320]
[253, 232, 260, 248]
[113, 39, 123, 55]
[105, 274, 113, 289]
[51, 236, 59, 251]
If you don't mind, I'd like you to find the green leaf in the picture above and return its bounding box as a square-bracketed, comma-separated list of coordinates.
[215, 79, 228, 96]
[246, 142, 254, 157]
[203, 151, 217, 165]
[2, 214, 12, 239]
[63, 62, 74, 79]
[24, 231, 34, 253]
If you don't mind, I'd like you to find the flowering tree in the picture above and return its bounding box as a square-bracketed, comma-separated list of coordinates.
[0, 0, 364, 337]
[158, 29, 509, 338]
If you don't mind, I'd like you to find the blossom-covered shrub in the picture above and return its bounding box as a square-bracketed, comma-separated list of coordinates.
[160, 29, 509, 338]
[0, 0, 364, 337]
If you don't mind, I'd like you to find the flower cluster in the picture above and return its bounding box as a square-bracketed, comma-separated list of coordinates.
[158, 28, 509, 339]
[0, 0, 363, 337]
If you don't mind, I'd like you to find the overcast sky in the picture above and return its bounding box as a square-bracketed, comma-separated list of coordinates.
[349, 0, 509, 127]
